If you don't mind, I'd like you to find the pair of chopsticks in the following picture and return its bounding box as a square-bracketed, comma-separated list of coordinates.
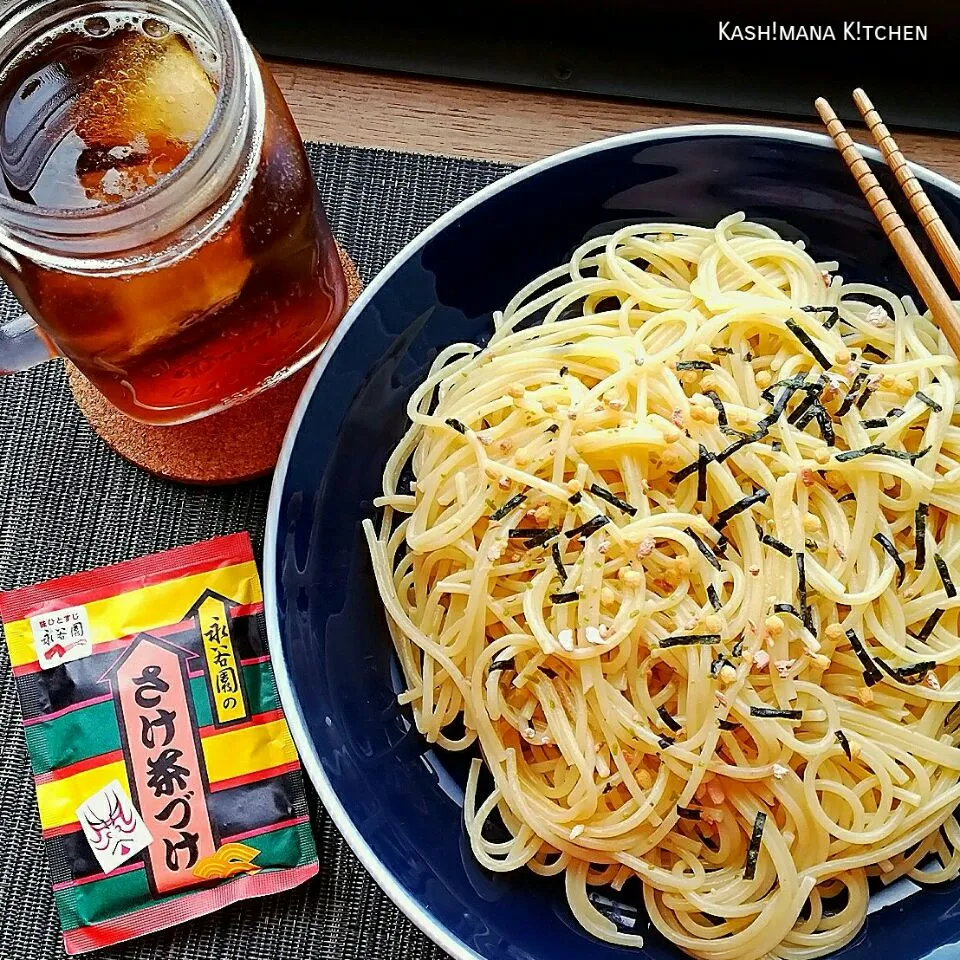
[815, 90, 960, 358]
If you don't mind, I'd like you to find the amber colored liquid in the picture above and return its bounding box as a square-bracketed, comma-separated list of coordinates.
[0, 18, 346, 423]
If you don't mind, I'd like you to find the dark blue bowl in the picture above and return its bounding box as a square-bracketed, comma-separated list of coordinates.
[265, 126, 960, 960]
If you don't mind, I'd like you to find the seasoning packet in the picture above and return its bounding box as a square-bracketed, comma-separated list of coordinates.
[0, 533, 317, 954]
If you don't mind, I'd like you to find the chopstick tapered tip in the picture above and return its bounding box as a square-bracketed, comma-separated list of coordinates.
[814, 97, 836, 122]
[852, 87, 874, 113]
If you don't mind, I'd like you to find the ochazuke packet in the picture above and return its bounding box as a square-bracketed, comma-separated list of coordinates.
[0, 533, 317, 954]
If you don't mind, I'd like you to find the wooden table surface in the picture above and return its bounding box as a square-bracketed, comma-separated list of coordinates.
[270, 60, 960, 180]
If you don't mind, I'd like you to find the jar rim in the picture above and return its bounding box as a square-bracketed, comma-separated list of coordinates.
[0, 0, 253, 250]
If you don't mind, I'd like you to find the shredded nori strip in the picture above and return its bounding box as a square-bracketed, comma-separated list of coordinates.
[945, 701, 960, 732]
[788, 375, 828, 426]
[935, 554, 957, 598]
[759, 530, 794, 557]
[545, 423, 560, 434]
[716, 427, 767, 463]
[697, 828, 720, 851]
[915, 503, 928, 572]
[445, 418, 467, 434]
[714, 534, 729, 556]
[569, 491, 583, 506]
[566, 515, 610, 540]
[892, 660, 936, 681]
[835, 443, 884, 462]
[696, 445, 709, 501]
[508, 526, 546, 538]
[855, 385, 875, 411]
[801, 304, 841, 329]
[550, 591, 579, 604]
[657, 705, 682, 732]
[519, 526, 561, 548]
[704, 391, 729, 427]
[490, 653, 515, 673]
[658, 735, 676, 749]
[760, 374, 809, 403]
[916, 390, 943, 413]
[714, 488, 770, 532]
[913, 608, 944, 643]
[750, 707, 803, 719]
[838, 492, 855, 503]
[774, 603, 800, 619]
[862, 344, 890, 360]
[676, 360, 713, 371]
[835, 730, 852, 761]
[873, 533, 906, 586]
[771, 440, 783, 452]
[686, 527, 721, 571]
[796, 553, 814, 631]
[660, 634, 721, 648]
[673, 446, 716, 484]
[710, 654, 732, 678]
[589, 483, 638, 517]
[677, 805, 702, 820]
[712, 346, 735, 355]
[846, 628, 884, 686]
[559, 365, 569, 377]
[814, 405, 836, 445]
[860, 417, 888, 429]
[489, 493, 526, 522]
[888, 407, 905, 418]
[707, 584, 722, 611]
[785, 319, 831, 369]
[744, 811, 767, 880]
[805, 538, 820, 552]
[552, 542, 567, 583]
[731, 639, 745, 658]
[718, 718, 740, 731]
[836, 370, 870, 416]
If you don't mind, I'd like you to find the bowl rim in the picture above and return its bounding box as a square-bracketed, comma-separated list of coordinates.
[264, 122, 960, 960]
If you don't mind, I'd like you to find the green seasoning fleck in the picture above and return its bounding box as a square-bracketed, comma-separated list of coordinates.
[660, 634, 721, 648]
[744, 811, 767, 879]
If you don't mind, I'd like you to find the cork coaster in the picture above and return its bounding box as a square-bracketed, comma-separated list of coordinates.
[68, 246, 363, 484]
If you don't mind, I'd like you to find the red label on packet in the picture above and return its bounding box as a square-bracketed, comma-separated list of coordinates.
[0, 533, 317, 954]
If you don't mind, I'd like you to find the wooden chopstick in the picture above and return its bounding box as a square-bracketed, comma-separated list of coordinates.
[814, 96, 960, 359]
[852, 87, 960, 295]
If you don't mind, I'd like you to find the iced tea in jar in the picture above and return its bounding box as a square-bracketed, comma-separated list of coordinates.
[0, 0, 347, 424]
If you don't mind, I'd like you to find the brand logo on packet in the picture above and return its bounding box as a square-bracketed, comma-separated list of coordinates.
[105, 634, 216, 896]
[30, 604, 92, 668]
[76, 779, 153, 875]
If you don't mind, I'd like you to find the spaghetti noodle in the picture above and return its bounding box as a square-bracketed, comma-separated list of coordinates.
[363, 214, 960, 960]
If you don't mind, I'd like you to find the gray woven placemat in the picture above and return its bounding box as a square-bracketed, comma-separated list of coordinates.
[0, 142, 513, 960]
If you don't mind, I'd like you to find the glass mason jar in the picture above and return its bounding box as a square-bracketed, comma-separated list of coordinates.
[0, 0, 347, 424]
